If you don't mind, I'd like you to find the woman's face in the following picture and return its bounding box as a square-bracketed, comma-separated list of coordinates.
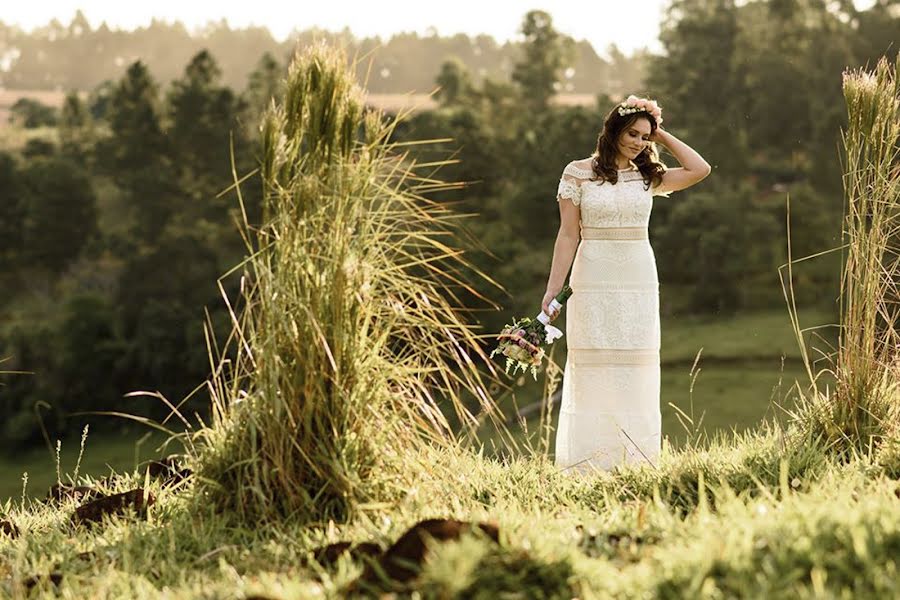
[616, 117, 652, 160]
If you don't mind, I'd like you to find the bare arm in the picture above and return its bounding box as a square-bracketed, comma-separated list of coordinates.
[543, 185, 581, 318]
[651, 128, 712, 194]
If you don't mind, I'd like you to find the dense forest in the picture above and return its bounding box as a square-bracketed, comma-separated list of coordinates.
[1, 0, 898, 452]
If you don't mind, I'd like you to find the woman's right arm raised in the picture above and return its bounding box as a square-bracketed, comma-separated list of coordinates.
[542, 170, 582, 320]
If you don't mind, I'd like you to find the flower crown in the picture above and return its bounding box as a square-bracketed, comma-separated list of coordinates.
[617, 94, 663, 127]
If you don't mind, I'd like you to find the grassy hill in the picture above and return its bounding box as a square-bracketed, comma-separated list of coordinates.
[1, 423, 898, 598]
[0, 305, 836, 503]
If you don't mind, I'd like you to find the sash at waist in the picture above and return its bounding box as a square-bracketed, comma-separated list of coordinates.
[580, 226, 648, 240]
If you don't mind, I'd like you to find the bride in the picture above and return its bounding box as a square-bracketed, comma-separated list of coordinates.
[543, 95, 711, 474]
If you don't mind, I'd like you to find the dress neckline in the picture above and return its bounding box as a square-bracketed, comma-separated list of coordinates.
[578, 157, 639, 172]
[615, 158, 640, 172]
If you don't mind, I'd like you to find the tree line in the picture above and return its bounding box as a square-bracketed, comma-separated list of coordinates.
[0, 47, 271, 451]
[0, 9, 646, 97]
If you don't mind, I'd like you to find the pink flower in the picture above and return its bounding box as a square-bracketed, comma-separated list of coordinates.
[619, 94, 664, 127]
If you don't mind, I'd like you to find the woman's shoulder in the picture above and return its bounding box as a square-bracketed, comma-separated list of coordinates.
[563, 157, 595, 180]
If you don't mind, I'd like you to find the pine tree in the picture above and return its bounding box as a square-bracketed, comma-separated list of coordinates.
[241, 51, 282, 135]
[59, 91, 94, 163]
[511, 10, 574, 113]
[435, 58, 473, 106]
[107, 61, 168, 173]
[20, 157, 98, 273]
[166, 49, 242, 217]
[105, 60, 179, 242]
[0, 153, 24, 274]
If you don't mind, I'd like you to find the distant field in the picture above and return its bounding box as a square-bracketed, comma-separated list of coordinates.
[0, 429, 172, 502]
[472, 304, 836, 455]
[0, 89, 599, 127]
[0, 88, 69, 127]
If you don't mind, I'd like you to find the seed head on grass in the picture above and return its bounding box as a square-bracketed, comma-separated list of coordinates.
[788, 53, 900, 454]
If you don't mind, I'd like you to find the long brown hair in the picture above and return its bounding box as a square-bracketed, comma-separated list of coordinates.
[590, 103, 665, 191]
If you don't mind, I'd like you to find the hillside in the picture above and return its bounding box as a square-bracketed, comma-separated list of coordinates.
[2, 425, 899, 598]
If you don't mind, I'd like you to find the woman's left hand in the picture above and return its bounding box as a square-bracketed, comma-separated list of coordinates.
[648, 125, 667, 144]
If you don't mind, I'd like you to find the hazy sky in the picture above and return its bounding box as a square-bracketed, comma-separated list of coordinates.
[4, 1, 881, 57]
[7, 1, 675, 56]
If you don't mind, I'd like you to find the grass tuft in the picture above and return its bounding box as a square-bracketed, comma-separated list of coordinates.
[187, 40, 508, 524]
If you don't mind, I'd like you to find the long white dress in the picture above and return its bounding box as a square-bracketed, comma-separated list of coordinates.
[553, 158, 664, 474]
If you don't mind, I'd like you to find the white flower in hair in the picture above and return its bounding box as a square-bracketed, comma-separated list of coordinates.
[617, 94, 664, 126]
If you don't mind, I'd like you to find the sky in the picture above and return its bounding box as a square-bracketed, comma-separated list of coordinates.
[3, 1, 881, 58]
[6, 1, 674, 57]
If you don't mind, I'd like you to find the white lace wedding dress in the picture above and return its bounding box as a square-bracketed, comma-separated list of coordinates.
[553, 158, 665, 474]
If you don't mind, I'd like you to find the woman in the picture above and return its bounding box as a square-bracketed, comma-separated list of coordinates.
[543, 95, 711, 474]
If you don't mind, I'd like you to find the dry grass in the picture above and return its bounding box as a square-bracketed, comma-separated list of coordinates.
[779, 53, 900, 456]
[182, 40, 518, 524]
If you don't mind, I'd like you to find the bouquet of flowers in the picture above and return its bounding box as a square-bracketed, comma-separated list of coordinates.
[490, 285, 574, 380]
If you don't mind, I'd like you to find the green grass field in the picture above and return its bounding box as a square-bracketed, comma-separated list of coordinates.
[472, 305, 836, 453]
[660, 304, 839, 363]
[0, 306, 835, 503]
[0, 430, 171, 503]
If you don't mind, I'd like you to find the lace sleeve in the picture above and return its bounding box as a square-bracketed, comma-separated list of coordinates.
[557, 177, 582, 206]
[557, 163, 586, 206]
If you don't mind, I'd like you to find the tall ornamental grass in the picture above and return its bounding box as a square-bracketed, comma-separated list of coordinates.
[189, 41, 508, 522]
[788, 53, 900, 454]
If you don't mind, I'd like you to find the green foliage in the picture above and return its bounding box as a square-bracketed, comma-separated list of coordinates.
[59, 91, 89, 131]
[803, 52, 900, 455]
[0, 50, 252, 450]
[511, 10, 575, 113]
[21, 137, 56, 158]
[115, 231, 222, 390]
[651, 0, 746, 178]
[850, 0, 900, 72]
[775, 182, 843, 306]
[86, 79, 116, 120]
[105, 61, 169, 173]
[0, 12, 640, 98]
[240, 51, 284, 134]
[655, 182, 781, 313]
[648, 0, 884, 195]
[8, 97, 58, 128]
[167, 50, 242, 213]
[0, 313, 63, 447]
[435, 57, 474, 107]
[1, 0, 897, 463]
[52, 294, 124, 414]
[103, 61, 181, 242]
[0, 152, 25, 273]
[58, 90, 94, 162]
[20, 156, 98, 273]
[1, 15, 900, 598]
